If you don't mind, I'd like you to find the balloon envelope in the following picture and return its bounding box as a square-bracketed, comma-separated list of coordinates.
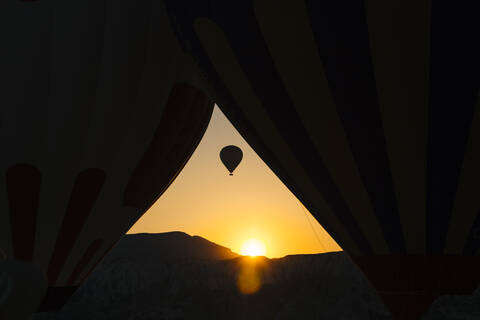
[220, 145, 243, 175]
[1, 0, 212, 311]
[165, 1, 480, 319]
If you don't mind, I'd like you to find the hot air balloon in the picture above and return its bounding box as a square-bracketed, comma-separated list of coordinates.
[165, 1, 480, 319]
[220, 145, 243, 175]
[0, 0, 213, 313]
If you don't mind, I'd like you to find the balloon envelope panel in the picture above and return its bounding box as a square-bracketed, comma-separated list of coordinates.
[165, 0, 480, 318]
[0, 0, 213, 311]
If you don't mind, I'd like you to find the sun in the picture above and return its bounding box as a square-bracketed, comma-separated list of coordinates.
[240, 239, 266, 257]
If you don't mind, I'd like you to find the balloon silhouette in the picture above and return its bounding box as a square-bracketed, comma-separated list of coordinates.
[165, 1, 480, 319]
[1, 0, 212, 312]
[220, 145, 243, 175]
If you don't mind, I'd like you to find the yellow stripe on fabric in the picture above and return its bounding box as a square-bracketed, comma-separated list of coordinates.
[194, 17, 360, 255]
[446, 100, 480, 254]
[365, 0, 430, 254]
[254, 0, 388, 254]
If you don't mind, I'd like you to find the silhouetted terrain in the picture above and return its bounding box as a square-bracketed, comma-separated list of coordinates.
[32, 233, 480, 320]
[106, 232, 240, 263]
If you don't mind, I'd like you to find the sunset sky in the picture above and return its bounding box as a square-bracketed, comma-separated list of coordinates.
[128, 106, 341, 258]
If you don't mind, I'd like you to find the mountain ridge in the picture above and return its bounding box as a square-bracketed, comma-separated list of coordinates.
[105, 232, 239, 264]
[32, 232, 480, 320]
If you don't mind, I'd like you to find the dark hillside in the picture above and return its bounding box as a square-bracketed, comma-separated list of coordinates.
[104, 232, 239, 263]
[32, 233, 480, 320]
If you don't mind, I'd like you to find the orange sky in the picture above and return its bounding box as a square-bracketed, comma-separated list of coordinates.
[127, 106, 341, 258]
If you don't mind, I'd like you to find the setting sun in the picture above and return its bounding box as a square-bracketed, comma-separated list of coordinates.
[240, 239, 266, 257]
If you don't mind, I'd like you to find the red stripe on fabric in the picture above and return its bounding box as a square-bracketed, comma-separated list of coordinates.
[351, 255, 480, 319]
[6, 164, 41, 261]
[151, 86, 213, 202]
[379, 293, 436, 320]
[47, 168, 105, 285]
[66, 239, 103, 286]
[123, 83, 213, 210]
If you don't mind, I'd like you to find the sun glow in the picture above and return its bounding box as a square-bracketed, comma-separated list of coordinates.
[240, 239, 266, 257]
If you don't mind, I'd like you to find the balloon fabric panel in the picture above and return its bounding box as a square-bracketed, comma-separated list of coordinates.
[1, 0, 213, 312]
[164, 0, 480, 258]
[47, 169, 106, 285]
[6, 164, 41, 262]
[124, 83, 213, 211]
[304, 1, 405, 253]
[426, 2, 480, 254]
[165, 0, 480, 318]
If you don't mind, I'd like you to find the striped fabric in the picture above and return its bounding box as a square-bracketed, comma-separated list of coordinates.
[165, 1, 480, 317]
[166, 0, 480, 257]
[1, 0, 213, 311]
